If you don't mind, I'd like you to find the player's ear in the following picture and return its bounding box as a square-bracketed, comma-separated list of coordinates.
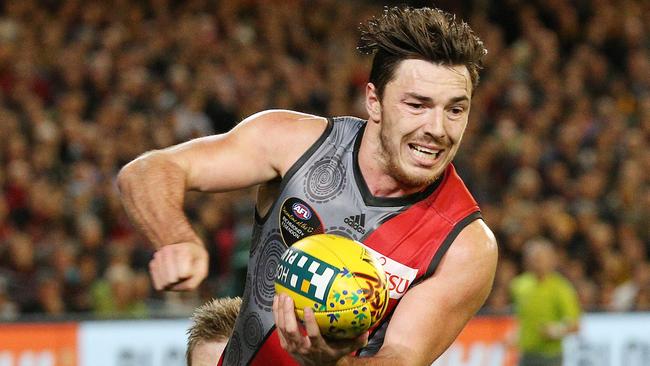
[365, 83, 381, 123]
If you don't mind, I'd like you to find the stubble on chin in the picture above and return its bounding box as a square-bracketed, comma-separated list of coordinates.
[390, 161, 441, 189]
[378, 133, 441, 190]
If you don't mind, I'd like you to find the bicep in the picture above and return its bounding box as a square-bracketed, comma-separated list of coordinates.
[163, 110, 327, 192]
[164, 130, 276, 192]
[377, 220, 498, 365]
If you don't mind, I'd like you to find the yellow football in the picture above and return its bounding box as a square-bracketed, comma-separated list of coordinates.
[274, 234, 389, 339]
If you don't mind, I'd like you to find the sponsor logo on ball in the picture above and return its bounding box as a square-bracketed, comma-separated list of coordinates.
[276, 247, 338, 303]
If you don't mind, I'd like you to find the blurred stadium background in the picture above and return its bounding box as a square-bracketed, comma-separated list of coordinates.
[0, 0, 647, 365]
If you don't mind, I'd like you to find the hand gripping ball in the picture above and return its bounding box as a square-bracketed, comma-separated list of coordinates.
[274, 234, 389, 339]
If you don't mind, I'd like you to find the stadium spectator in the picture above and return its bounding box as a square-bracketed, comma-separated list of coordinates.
[0, 0, 646, 319]
[0, 275, 18, 320]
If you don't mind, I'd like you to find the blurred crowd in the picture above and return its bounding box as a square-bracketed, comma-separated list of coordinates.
[0, 0, 647, 320]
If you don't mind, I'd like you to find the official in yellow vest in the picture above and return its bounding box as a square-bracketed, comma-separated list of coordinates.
[510, 238, 581, 366]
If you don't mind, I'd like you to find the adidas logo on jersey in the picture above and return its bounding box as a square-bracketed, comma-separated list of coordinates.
[344, 214, 366, 234]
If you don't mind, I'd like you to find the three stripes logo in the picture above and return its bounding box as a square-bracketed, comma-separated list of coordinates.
[344, 214, 366, 234]
[276, 248, 338, 304]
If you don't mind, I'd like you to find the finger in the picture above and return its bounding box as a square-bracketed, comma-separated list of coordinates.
[287, 296, 311, 350]
[278, 329, 288, 350]
[277, 295, 293, 350]
[173, 245, 209, 290]
[282, 296, 305, 349]
[273, 295, 279, 326]
[150, 252, 167, 290]
[283, 295, 299, 335]
[303, 306, 322, 348]
[154, 250, 169, 285]
[180, 253, 208, 290]
[149, 257, 162, 290]
[174, 246, 192, 280]
[273, 296, 288, 349]
[273, 295, 284, 335]
[276, 295, 287, 331]
[167, 277, 193, 291]
[160, 249, 180, 286]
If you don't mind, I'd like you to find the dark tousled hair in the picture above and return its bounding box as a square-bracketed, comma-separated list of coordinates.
[358, 6, 487, 99]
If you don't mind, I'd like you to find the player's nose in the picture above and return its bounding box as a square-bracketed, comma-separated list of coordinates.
[422, 107, 446, 139]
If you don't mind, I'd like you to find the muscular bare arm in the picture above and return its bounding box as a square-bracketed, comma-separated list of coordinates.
[117, 110, 328, 290]
[117, 152, 203, 250]
[340, 220, 498, 365]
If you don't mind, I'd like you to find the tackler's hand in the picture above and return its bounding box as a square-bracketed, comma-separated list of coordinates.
[149, 242, 209, 291]
[273, 294, 368, 366]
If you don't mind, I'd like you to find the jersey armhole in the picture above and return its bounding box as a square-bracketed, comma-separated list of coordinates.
[406, 211, 483, 288]
[255, 118, 334, 224]
[423, 211, 482, 279]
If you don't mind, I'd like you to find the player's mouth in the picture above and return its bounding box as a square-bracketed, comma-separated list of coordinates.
[408, 143, 443, 165]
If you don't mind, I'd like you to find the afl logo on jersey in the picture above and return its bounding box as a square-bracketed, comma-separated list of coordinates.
[280, 197, 324, 246]
[292, 203, 312, 220]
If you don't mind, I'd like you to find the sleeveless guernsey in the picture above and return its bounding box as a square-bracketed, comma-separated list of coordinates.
[218, 116, 481, 366]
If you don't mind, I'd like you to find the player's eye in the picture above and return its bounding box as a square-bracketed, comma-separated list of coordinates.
[448, 106, 466, 118]
[405, 102, 423, 109]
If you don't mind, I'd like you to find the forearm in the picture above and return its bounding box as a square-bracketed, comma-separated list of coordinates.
[117, 152, 202, 248]
[337, 356, 398, 366]
[336, 347, 423, 366]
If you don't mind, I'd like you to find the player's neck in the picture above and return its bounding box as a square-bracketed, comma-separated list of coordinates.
[364, 171, 420, 197]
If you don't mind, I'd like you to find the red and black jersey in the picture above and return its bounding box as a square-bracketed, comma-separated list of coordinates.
[219, 117, 480, 366]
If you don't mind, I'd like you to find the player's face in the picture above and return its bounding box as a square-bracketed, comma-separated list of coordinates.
[369, 60, 472, 188]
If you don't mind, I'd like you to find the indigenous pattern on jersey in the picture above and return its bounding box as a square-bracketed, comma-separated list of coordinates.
[218, 116, 481, 366]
